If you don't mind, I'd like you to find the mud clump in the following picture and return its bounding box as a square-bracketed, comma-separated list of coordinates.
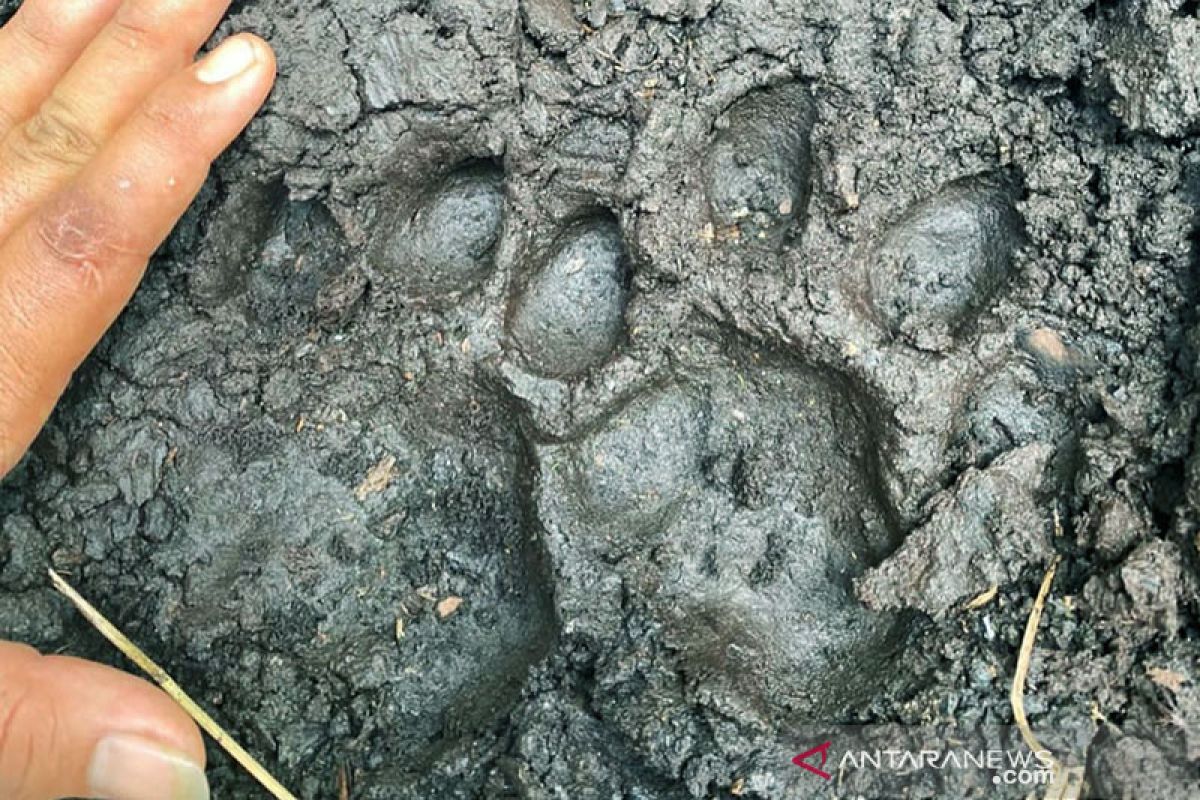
[1102, 2, 1200, 137]
[857, 443, 1055, 617]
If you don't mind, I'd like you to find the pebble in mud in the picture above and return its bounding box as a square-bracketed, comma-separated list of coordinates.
[867, 174, 1026, 350]
[704, 83, 815, 243]
[370, 163, 505, 298]
[508, 219, 629, 378]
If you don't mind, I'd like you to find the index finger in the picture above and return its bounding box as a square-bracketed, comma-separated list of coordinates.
[0, 33, 275, 477]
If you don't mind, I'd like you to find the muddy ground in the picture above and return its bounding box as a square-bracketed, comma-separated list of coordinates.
[2, 0, 1199, 797]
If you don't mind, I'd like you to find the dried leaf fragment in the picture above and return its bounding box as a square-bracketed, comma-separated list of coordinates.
[965, 584, 999, 610]
[1148, 666, 1186, 693]
[437, 596, 463, 618]
[355, 455, 397, 500]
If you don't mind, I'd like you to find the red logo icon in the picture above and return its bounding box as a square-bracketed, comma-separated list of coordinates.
[793, 741, 833, 780]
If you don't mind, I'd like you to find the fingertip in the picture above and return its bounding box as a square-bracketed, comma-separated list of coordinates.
[248, 34, 278, 100]
[244, 33, 277, 78]
[0, 645, 207, 799]
[89, 733, 210, 800]
[44, 654, 207, 767]
[194, 32, 276, 89]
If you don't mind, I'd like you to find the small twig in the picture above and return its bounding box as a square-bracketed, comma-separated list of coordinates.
[48, 569, 299, 800]
[338, 764, 350, 800]
[964, 584, 999, 611]
[1011, 556, 1060, 759]
[1009, 544, 1087, 800]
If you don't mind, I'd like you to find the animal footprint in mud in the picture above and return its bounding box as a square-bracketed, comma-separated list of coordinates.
[569, 384, 706, 532]
[518, 94, 1038, 746]
[705, 83, 815, 243]
[155, 419, 555, 788]
[538, 363, 902, 719]
[188, 179, 354, 331]
[507, 216, 630, 378]
[865, 174, 1026, 350]
[369, 162, 506, 298]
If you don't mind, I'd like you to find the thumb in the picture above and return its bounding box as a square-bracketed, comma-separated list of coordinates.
[0, 642, 208, 800]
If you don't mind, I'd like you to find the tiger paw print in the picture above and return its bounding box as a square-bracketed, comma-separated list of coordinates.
[36, 65, 1059, 799]
[473, 78, 1048, 794]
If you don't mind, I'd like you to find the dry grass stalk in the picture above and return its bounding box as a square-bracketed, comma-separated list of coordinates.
[48, 569, 299, 800]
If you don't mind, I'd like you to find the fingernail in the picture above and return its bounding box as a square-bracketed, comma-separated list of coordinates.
[196, 36, 259, 84]
[88, 735, 210, 800]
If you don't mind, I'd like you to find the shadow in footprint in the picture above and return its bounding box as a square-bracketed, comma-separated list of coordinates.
[187, 177, 354, 336]
[369, 161, 506, 301]
[705, 82, 815, 246]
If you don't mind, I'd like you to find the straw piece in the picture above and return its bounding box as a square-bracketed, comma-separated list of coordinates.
[48, 569, 299, 800]
[1011, 556, 1059, 759]
[1008, 551, 1087, 800]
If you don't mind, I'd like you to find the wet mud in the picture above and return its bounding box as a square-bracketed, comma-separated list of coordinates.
[2, 0, 1199, 797]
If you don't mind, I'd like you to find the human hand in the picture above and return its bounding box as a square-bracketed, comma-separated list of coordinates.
[0, 1, 275, 798]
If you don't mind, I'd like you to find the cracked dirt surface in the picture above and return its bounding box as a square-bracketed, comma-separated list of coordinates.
[2, 0, 1200, 797]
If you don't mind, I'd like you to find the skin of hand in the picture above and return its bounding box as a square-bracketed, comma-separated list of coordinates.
[0, 1, 276, 799]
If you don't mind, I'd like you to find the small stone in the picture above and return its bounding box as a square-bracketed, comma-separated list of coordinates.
[1091, 496, 1144, 560]
[835, 162, 860, 211]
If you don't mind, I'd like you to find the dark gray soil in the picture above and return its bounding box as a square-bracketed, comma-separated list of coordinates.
[2, 0, 1200, 798]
